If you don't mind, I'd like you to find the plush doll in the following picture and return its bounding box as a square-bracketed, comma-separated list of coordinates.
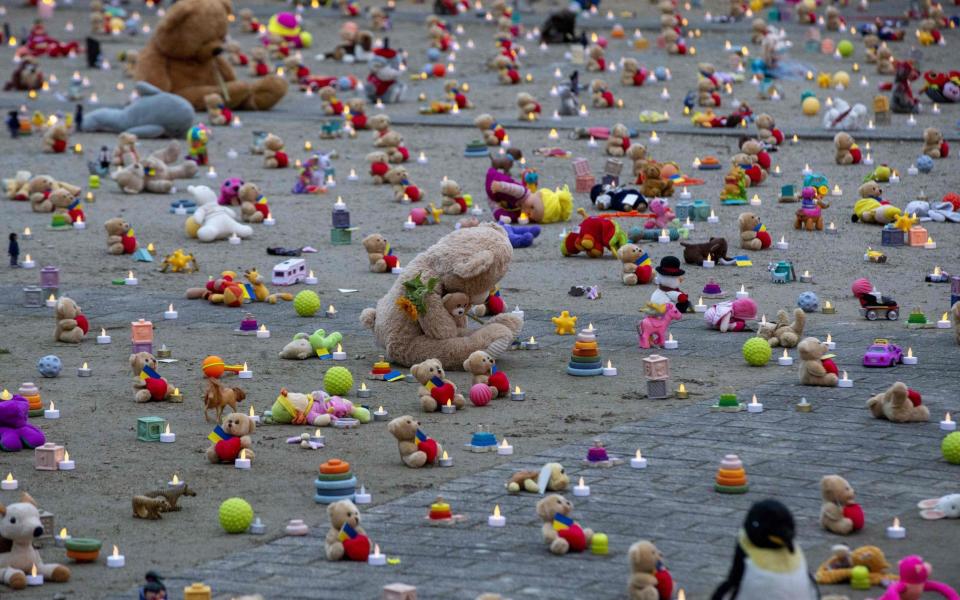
[501, 224, 541, 248]
[516, 92, 541, 119]
[205, 412, 255, 463]
[344, 98, 368, 130]
[104, 218, 138, 255]
[0, 493, 71, 589]
[223, 41, 248, 67]
[277, 329, 342, 360]
[592, 79, 616, 109]
[184, 185, 253, 242]
[834, 132, 862, 165]
[54, 297, 88, 343]
[218, 177, 244, 206]
[867, 381, 929, 423]
[366, 44, 406, 103]
[325, 500, 371, 561]
[0, 392, 45, 452]
[621, 58, 649, 86]
[884, 60, 920, 114]
[412, 358, 465, 412]
[506, 462, 569, 494]
[562, 209, 628, 258]
[365, 151, 390, 184]
[698, 78, 721, 108]
[536, 494, 594, 555]
[249, 47, 269, 77]
[319, 86, 345, 116]
[112, 157, 191, 195]
[591, 184, 648, 212]
[819, 475, 864, 535]
[204, 93, 233, 126]
[268, 388, 346, 425]
[439, 179, 468, 215]
[130, 352, 173, 402]
[474, 113, 507, 146]
[369, 7, 390, 31]
[462, 350, 509, 398]
[815, 545, 895, 586]
[238, 8, 262, 33]
[371, 117, 410, 163]
[875, 44, 895, 75]
[111, 132, 139, 167]
[388, 415, 442, 467]
[644, 198, 676, 230]
[750, 18, 769, 44]
[27, 175, 79, 212]
[606, 123, 631, 157]
[704, 298, 757, 332]
[491, 55, 521, 85]
[42, 123, 69, 153]
[738, 212, 772, 251]
[617, 244, 654, 285]
[878, 556, 960, 600]
[758, 309, 805, 348]
[628, 540, 673, 600]
[797, 337, 839, 387]
[639, 164, 673, 198]
[663, 29, 686, 55]
[362, 233, 399, 273]
[922, 127, 949, 159]
[919, 494, 960, 520]
[740, 139, 771, 174]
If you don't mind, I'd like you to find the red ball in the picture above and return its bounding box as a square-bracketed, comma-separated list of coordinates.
[469, 383, 493, 407]
[409, 207, 428, 225]
[851, 277, 872, 298]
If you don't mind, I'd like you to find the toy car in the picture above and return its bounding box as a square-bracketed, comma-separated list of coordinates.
[863, 338, 903, 367]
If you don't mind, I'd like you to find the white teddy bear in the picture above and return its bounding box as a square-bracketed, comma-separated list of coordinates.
[822, 98, 867, 130]
[185, 185, 253, 243]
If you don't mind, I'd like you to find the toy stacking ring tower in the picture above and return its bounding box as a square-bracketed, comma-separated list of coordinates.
[715, 454, 749, 494]
[567, 326, 603, 376]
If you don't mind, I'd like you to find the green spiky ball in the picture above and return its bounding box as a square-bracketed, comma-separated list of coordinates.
[324, 366, 354, 396]
[742, 337, 772, 366]
[218, 498, 254, 534]
[293, 290, 321, 317]
[942, 432, 960, 465]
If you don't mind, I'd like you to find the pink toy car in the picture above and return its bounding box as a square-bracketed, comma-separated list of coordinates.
[862, 338, 903, 367]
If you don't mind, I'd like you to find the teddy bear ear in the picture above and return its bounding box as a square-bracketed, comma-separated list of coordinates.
[452, 250, 495, 279]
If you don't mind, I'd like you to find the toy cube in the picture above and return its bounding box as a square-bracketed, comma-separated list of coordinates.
[603, 158, 623, 178]
[575, 174, 596, 193]
[646, 379, 668, 400]
[40, 265, 59, 293]
[779, 184, 796, 202]
[383, 583, 417, 600]
[332, 209, 351, 229]
[34, 443, 64, 471]
[572, 158, 592, 178]
[908, 225, 928, 247]
[642, 354, 670, 380]
[132, 341, 153, 355]
[881, 228, 905, 246]
[330, 228, 352, 246]
[675, 200, 693, 221]
[137, 416, 167, 442]
[23, 286, 43, 307]
[692, 200, 711, 221]
[130, 319, 154, 344]
[183, 583, 212, 600]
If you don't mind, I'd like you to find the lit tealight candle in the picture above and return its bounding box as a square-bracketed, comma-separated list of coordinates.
[684, 217, 694, 231]
[658, 228, 670, 244]
[660, 87, 670, 100]
[168, 473, 181, 487]
[488, 504, 506, 527]
[772, 165, 782, 177]
[796, 397, 812, 412]
[439, 450, 453, 467]
[164, 303, 178, 320]
[675, 383, 688, 399]
[523, 336, 539, 350]
[46, 294, 57, 308]
[664, 333, 678, 350]
[97, 328, 111, 344]
[263, 212, 275, 226]
[497, 439, 514, 455]
[908, 164, 919, 176]
[799, 270, 813, 283]
[26, 564, 42, 586]
[55, 528, 70, 547]
[404, 216, 416, 230]
[229, 233, 241, 245]
[938, 312, 951, 329]
[736, 284, 749, 299]
[22, 227, 32, 240]
[58, 450, 75, 471]
[359, 384, 373, 400]
[417, 151, 428, 164]
[630, 449, 648, 469]
[354, 485, 371, 504]
[941, 412, 957, 432]
[124, 271, 138, 286]
[907, 114, 917, 126]
[750, 194, 761, 207]
[332, 343, 347, 361]
[776, 236, 788, 250]
[77, 362, 91, 377]
[825, 333, 836, 350]
[573, 476, 590, 497]
[792, 134, 799, 145]
[903, 348, 917, 365]
[22, 254, 35, 269]
[326, 304, 338, 319]
[73, 216, 86, 230]
[822, 300, 835, 314]
[925, 236, 936, 250]
[886, 517, 906, 539]
[748, 395, 763, 413]
[548, 128, 559, 140]
[588, 136, 597, 147]
[234, 448, 251, 469]
[694, 297, 707, 313]
[160, 423, 175, 443]
[602, 360, 618, 376]
[510, 386, 526, 401]
[778, 349, 793, 366]
[838, 370, 853, 388]
[649, 130, 660, 144]
[1, 472, 18, 490]
[206, 166, 217, 179]
[238, 362, 253, 379]
[707, 210, 719, 224]
[692, 158, 701, 169]
[802, 163, 812, 175]
[702, 254, 714, 269]
[826, 221, 838, 234]
[579, 105, 588, 117]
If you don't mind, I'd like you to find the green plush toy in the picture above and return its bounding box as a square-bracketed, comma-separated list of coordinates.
[278, 328, 343, 360]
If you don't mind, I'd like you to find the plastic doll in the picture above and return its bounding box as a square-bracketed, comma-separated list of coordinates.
[8, 233, 19, 267]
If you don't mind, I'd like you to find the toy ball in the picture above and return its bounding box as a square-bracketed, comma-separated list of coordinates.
[201, 355, 228, 378]
[942, 432, 960, 464]
[470, 383, 494, 407]
[831, 71, 850, 88]
[659, 163, 680, 178]
[837, 40, 854, 57]
[801, 96, 821, 116]
[797, 291, 820, 313]
[409, 207, 428, 225]
[36, 355, 62, 378]
[218, 498, 254, 534]
[916, 155, 934, 174]
[654, 66, 669, 81]
[324, 366, 354, 396]
[820, 39, 835, 55]
[293, 290, 321, 317]
[742, 337, 772, 366]
[337, 76, 354, 90]
[426, 47, 441, 61]
[432, 63, 446, 78]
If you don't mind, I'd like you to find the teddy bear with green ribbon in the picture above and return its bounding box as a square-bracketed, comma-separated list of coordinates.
[278, 329, 343, 360]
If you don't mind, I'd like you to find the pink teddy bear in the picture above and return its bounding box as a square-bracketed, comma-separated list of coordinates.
[218, 177, 244, 206]
[878, 555, 959, 600]
[644, 197, 677, 229]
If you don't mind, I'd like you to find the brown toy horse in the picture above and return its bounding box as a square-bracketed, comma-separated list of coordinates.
[202, 377, 246, 423]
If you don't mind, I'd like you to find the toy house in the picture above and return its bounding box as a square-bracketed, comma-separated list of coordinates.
[643, 354, 670, 400]
[34, 442, 65, 471]
[137, 416, 167, 442]
[572, 158, 595, 193]
[23, 285, 42, 307]
[131, 318, 154, 354]
[908, 225, 928, 247]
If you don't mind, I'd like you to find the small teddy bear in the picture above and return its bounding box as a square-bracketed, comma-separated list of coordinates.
[104, 217, 138, 254]
[606, 123, 631, 157]
[922, 127, 949, 159]
[130, 352, 173, 402]
[591, 79, 616, 108]
[640, 163, 673, 198]
[757, 308, 805, 348]
[698, 78, 720, 107]
[834, 132, 862, 165]
[586, 45, 606, 71]
[361, 233, 399, 272]
[385, 166, 423, 202]
[347, 97, 368, 129]
[388, 415, 442, 468]
[319, 86, 345, 116]
[204, 93, 233, 126]
[111, 132, 139, 167]
[236, 182, 268, 223]
[262, 133, 289, 168]
[628, 540, 673, 600]
[738, 212, 772, 251]
[617, 243, 654, 285]
[867, 381, 929, 423]
[797, 337, 839, 387]
[755, 113, 783, 146]
[506, 462, 569, 494]
[663, 29, 685, 55]
[325, 500, 371, 561]
[445, 79, 472, 109]
[440, 179, 468, 214]
[249, 47, 270, 77]
[536, 494, 594, 555]
[367, 151, 390, 183]
[621, 58, 649, 86]
[825, 5, 842, 31]
[411, 358, 465, 412]
[206, 412, 256, 463]
[516, 92, 541, 119]
[474, 113, 506, 146]
[42, 122, 69, 153]
[462, 350, 510, 398]
[443, 293, 472, 329]
[875, 44, 895, 75]
[626, 144, 648, 177]
[820, 475, 864, 535]
[54, 297, 88, 343]
[492, 55, 520, 84]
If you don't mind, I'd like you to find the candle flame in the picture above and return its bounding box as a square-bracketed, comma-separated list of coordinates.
[442, 450, 449, 460]
[336, 343, 343, 353]
[710, 210, 716, 218]
[803, 270, 810, 277]
[172, 474, 180, 484]
[127, 271, 134, 279]
[50, 401, 56, 411]
[164, 423, 171, 434]
[578, 476, 585, 487]
[248, 406, 255, 417]
[76, 216, 83, 224]
[935, 266, 942, 275]
[740, 284, 746, 293]
[31, 564, 37, 577]
[678, 590, 686, 600]
[101, 328, 106, 336]
[893, 517, 900, 528]
[314, 429, 322, 438]
[4, 473, 11, 482]
[173, 388, 180, 395]
[25, 254, 31, 261]
[661, 228, 668, 236]
[500, 439, 509, 448]
[946, 412, 953, 423]
[529, 336, 536, 343]
[374, 543, 381, 555]
[493, 505, 501, 518]
[446, 399, 452, 407]
[650, 131, 658, 139]
[751, 395, 759, 405]
[793, 135, 799, 143]
[697, 297, 704, 306]
[48, 294, 55, 302]
[113, 545, 119, 557]
[242, 362, 249, 371]
[588, 323, 594, 330]
[63, 451, 70, 461]
[59, 528, 67, 537]
[827, 333, 832, 343]
[825, 301, 832, 309]
[240, 448, 247, 460]
[842, 371, 848, 380]
[678, 383, 686, 393]
[514, 385, 521, 393]
[783, 349, 789, 358]
[907, 348, 913, 358]
[928, 236, 934, 244]
[258, 324, 267, 332]
[668, 333, 674, 342]
[942, 312, 949, 321]
[168, 303, 174, 312]
[24, 227, 31, 235]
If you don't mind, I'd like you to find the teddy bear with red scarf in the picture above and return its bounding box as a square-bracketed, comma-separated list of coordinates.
[820, 475, 865, 535]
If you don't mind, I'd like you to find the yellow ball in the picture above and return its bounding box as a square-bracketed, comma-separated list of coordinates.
[832, 71, 850, 88]
[749, 0, 763, 11]
[184, 216, 200, 238]
[802, 96, 821, 116]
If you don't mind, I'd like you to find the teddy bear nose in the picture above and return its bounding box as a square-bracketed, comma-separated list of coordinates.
[33, 526, 43, 538]
[213, 47, 224, 56]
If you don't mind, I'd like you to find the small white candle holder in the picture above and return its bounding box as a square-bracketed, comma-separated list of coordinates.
[355, 486, 372, 504]
[940, 414, 957, 432]
[229, 234, 241, 245]
[256, 326, 271, 339]
[573, 478, 590, 497]
[497, 440, 514, 455]
[234, 451, 251, 469]
[107, 547, 125, 568]
[886, 518, 906, 539]
[778, 351, 793, 366]
[747, 397, 764, 413]
[164, 306, 178, 320]
[488, 505, 506, 527]
[1, 474, 18, 490]
[630, 451, 648, 469]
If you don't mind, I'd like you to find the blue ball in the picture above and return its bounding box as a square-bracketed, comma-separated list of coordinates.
[426, 47, 441, 61]
[337, 76, 353, 90]
[916, 155, 934, 174]
[797, 291, 820, 313]
[37, 355, 62, 378]
[654, 66, 669, 81]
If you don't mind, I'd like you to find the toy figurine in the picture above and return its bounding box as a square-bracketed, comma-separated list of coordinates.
[8, 232, 19, 267]
[6, 111, 19, 139]
[139, 571, 167, 600]
[877, 556, 960, 600]
[704, 298, 757, 332]
[88, 145, 112, 176]
[795, 187, 830, 231]
[638, 303, 683, 348]
[185, 124, 210, 166]
[650, 257, 692, 313]
[292, 155, 326, 194]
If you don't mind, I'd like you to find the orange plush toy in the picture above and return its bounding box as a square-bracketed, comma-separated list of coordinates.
[185, 270, 245, 306]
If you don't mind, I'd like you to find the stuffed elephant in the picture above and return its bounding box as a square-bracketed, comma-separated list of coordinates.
[81, 82, 196, 138]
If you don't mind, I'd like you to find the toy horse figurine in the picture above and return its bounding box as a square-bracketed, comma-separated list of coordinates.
[637, 303, 682, 349]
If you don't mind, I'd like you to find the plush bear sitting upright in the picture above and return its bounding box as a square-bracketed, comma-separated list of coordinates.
[104, 217, 138, 255]
[362, 233, 399, 273]
[820, 475, 864, 535]
[462, 350, 510, 398]
[205, 412, 255, 463]
[866, 381, 929, 423]
[536, 494, 594, 555]
[134, 0, 288, 111]
[797, 337, 839, 387]
[640, 163, 674, 198]
[628, 540, 673, 600]
[412, 358, 465, 411]
[738, 212, 772, 250]
[54, 297, 89, 343]
[325, 500, 371, 561]
[388, 415, 442, 467]
[616, 244, 654, 285]
[130, 352, 173, 402]
[0, 493, 71, 590]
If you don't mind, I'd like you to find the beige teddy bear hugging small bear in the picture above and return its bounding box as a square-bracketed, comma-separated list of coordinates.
[755, 113, 778, 146]
[820, 475, 858, 535]
[325, 500, 367, 560]
[474, 113, 502, 146]
[443, 293, 471, 329]
[104, 217, 136, 255]
[628, 540, 666, 600]
[440, 179, 467, 215]
[757, 308, 806, 348]
[797, 337, 839, 387]
[411, 358, 465, 411]
[834, 132, 858, 165]
[205, 412, 256, 463]
[388, 415, 443, 468]
[506, 462, 569, 494]
[130, 352, 173, 402]
[867, 381, 929, 423]
[55, 297, 86, 343]
[536, 494, 593, 555]
[606, 123, 630, 157]
[361, 233, 394, 273]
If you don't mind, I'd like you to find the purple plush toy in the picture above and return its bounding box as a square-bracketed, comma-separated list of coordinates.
[485, 168, 525, 223]
[0, 394, 45, 452]
[218, 177, 244, 206]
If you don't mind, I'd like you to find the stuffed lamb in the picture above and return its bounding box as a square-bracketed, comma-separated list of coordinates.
[822, 98, 868, 130]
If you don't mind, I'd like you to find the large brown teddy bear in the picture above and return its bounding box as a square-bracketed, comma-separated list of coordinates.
[536, 494, 593, 555]
[820, 475, 861, 535]
[133, 0, 288, 111]
[360, 225, 523, 369]
[797, 337, 839, 387]
[130, 352, 173, 402]
[866, 381, 929, 422]
[205, 412, 255, 463]
[54, 297, 88, 344]
[388, 415, 442, 468]
[757, 308, 805, 348]
[412, 358, 465, 411]
[325, 500, 370, 561]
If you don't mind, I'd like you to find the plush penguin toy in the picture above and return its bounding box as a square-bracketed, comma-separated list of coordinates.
[712, 499, 819, 600]
[589, 183, 648, 212]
